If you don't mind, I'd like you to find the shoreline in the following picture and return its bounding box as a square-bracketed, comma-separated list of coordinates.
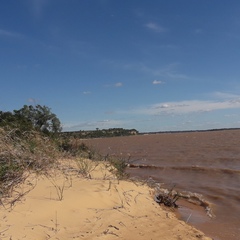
[83, 129, 240, 240]
[0, 159, 212, 240]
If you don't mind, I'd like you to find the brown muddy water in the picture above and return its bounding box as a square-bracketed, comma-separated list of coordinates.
[83, 129, 240, 240]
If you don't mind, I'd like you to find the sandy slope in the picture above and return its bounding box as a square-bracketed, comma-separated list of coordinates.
[0, 159, 211, 240]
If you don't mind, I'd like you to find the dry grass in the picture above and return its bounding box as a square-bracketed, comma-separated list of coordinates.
[0, 128, 61, 199]
[75, 157, 99, 178]
[0, 127, 130, 205]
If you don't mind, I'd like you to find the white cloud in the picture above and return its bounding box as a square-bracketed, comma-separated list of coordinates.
[27, 98, 38, 104]
[132, 99, 240, 116]
[115, 82, 123, 87]
[159, 104, 169, 108]
[152, 80, 164, 85]
[145, 22, 166, 33]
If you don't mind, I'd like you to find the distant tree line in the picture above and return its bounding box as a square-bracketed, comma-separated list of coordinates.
[0, 104, 62, 135]
[0, 105, 139, 139]
[61, 128, 139, 139]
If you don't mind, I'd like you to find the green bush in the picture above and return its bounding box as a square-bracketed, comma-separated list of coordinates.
[108, 157, 128, 179]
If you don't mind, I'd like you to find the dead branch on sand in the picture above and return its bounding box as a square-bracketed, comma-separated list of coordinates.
[154, 185, 180, 208]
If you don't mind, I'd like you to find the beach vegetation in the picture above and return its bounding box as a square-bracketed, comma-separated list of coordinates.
[75, 158, 98, 178]
[104, 155, 129, 180]
[0, 105, 130, 204]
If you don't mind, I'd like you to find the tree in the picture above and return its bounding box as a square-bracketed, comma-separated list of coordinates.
[0, 104, 62, 134]
[14, 105, 62, 134]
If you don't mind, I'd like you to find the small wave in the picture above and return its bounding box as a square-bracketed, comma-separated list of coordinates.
[127, 163, 240, 175]
[139, 175, 216, 219]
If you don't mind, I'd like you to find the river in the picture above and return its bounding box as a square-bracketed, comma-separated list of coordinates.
[83, 129, 240, 240]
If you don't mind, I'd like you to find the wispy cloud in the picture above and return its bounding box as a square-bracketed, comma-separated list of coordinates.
[83, 91, 91, 95]
[63, 119, 125, 131]
[132, 99, 240, 116]
[106, 61, 188, 80]
[224, 114, 238, 117]
[63, 96, 240, 132]
[212, 91, 240, 99]
[28, 0, 48, 17]
[115, 82, 123, 87]
[142, 63, 188, 80]
[27, 98, 39, 104]
[194, 28, 203, 34]
[144, 22, 166, 33]
[105, 82, 123, 88]
[101, 60, 187, 81]
[0, 29, 24, 38]
[152, 80, 164, 85]
[104, 110, 116, 115]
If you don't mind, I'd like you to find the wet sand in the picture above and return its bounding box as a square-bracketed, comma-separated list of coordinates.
[84, 129, 240, 240]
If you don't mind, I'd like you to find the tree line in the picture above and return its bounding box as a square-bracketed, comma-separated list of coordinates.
[61, 128, 139, 139]
[0, 104, 139, 138]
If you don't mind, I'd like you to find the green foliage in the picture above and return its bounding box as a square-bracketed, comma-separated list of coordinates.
[108, 157, 128, 179]
[0, 111, 32, 131]
[14, 105, 62, 134]
[61, 128, 139, 139]
[58, 138, 90, 157]
[0, 104, 62, 135]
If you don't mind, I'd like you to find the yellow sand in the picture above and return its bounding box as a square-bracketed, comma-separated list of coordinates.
[0, 159, 211, 240]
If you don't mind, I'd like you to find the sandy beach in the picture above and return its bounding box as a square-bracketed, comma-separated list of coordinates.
[0, 159, 211, 240]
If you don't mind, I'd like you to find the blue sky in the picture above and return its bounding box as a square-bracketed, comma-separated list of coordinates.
[1, 0, 240, 132]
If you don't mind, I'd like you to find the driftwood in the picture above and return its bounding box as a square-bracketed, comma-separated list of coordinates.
[154, 186, 179, 208]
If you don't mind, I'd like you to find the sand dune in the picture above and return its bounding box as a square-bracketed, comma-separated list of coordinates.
[0, 159, 211, 240]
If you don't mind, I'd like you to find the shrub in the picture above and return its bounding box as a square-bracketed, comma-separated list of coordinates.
[108, 157, 128, 179]
[0, 128, 61, 197]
